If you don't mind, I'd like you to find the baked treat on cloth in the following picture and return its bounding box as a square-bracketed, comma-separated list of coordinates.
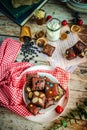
[65, 40, 87, 60]
[45, 82, 59, 98]
[32, 91, 46, 108]
[65, 47, 76, 60]
[54, 84, 65, 101]
[45, 98, 54, 108]
[43, 44, 55, 56]
[26, 73, 38, 87]
[73, 40, 87, 58]
[27, 103, 40, 115]
[45, 77, 65, 99]
[78, 34, 87, 45]
[32, 76, 45, 91]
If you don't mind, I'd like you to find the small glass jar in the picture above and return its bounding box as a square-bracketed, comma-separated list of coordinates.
[34, 9, 46, 25]
[46, 18, 61, 41]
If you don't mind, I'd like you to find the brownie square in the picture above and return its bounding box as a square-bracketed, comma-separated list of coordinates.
[45, 98, 54, 108]
[43, 44, 55, 56]
[32, 91, 46, 108]
[53, 84, 65, 101]
[75, 41, 86, 51]
[26, 73, 38, 87]
[74, 40, 87, 57]
[45, 77, 59, 98]
[65, 47, 76, 60]
[32, 77, 45, 91]
[27, 103, 39, 115]
[45, 82, 59, 98]
[78, 34, 87, 44]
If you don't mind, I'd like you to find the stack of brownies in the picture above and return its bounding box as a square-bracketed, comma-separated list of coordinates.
[24, 73, 65, 115]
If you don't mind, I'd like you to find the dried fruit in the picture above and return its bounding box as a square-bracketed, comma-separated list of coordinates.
[35, 30, 45, 38]
[60, 33, 68, 40]
[71, 25, 81, 33]
[36, 37, 47, 47]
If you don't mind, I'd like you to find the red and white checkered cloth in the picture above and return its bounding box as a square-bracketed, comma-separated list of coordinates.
[0, 38, 70, 117]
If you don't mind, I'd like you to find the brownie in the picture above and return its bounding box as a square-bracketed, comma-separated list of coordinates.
[32, 76, 45, 91]
[26, 73, 38, 87]
[80, 25, 87, 35]
[27, 103, 40, 115]
[65, 47, 77, 60]
[65, 40, 87, 60]
[32, 91, 46, 108]
[53, 84, 65, 101]
[45, 77, 59, 98]
[78, 34, 87, 45]
[45, 98, 54, 108]
[43, 44, 55, 56]
[74, 41, 87, 58]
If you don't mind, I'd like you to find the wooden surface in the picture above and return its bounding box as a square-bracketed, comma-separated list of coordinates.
[0, 0, 87, 130]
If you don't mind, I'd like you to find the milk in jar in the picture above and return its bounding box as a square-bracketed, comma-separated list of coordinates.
[46, 18, 61, 41]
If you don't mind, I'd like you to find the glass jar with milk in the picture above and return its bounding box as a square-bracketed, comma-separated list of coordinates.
[46, 18, 61, 41]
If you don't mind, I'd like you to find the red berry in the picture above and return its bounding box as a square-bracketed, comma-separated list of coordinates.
[46, 15, 52, 21]
[55, 105, 64, 114]
[71, 52, 76, 58]
[77, 19, 83, 26]
[61, 20, 67, 26]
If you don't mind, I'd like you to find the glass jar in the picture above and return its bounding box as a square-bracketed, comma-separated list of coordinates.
[46, 18, 61, 41]
[34, 9, 46, 25]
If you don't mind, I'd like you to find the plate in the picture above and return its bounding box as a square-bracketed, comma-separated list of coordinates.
[22, 65, 69, 123]
[71, 0, 87, 8]
[67, 2, 87, 13]
[23, 72, 65, 114]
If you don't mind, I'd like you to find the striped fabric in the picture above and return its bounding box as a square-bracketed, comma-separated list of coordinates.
[0, 38, 70, 117]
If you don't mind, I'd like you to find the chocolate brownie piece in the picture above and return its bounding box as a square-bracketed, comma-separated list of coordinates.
[43, 44, 55, 56]
[45, 98, 54, 108]
[65, 47, 77, 60]
[45, 77, 59, 98]
[27, 103, 40, 115]
[78, 34, 87, 45]
[80, 25, 87, 35]
[65, 40, 87, 60]
[74, 40, 87, 58]
[54, 84, 65, 101]
[26, 73, 38, 87]
[32, 76, 45, 91]
[32, 91, 46, 108]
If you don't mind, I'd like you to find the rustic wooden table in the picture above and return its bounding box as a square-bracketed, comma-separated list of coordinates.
[0, 0, 87, 130]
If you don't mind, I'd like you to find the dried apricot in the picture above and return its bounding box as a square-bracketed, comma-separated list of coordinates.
[60, 33, 68, 40]
[71, 25, 81, 33]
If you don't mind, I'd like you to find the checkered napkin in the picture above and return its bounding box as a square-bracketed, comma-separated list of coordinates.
[0, 38, 70, 117]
